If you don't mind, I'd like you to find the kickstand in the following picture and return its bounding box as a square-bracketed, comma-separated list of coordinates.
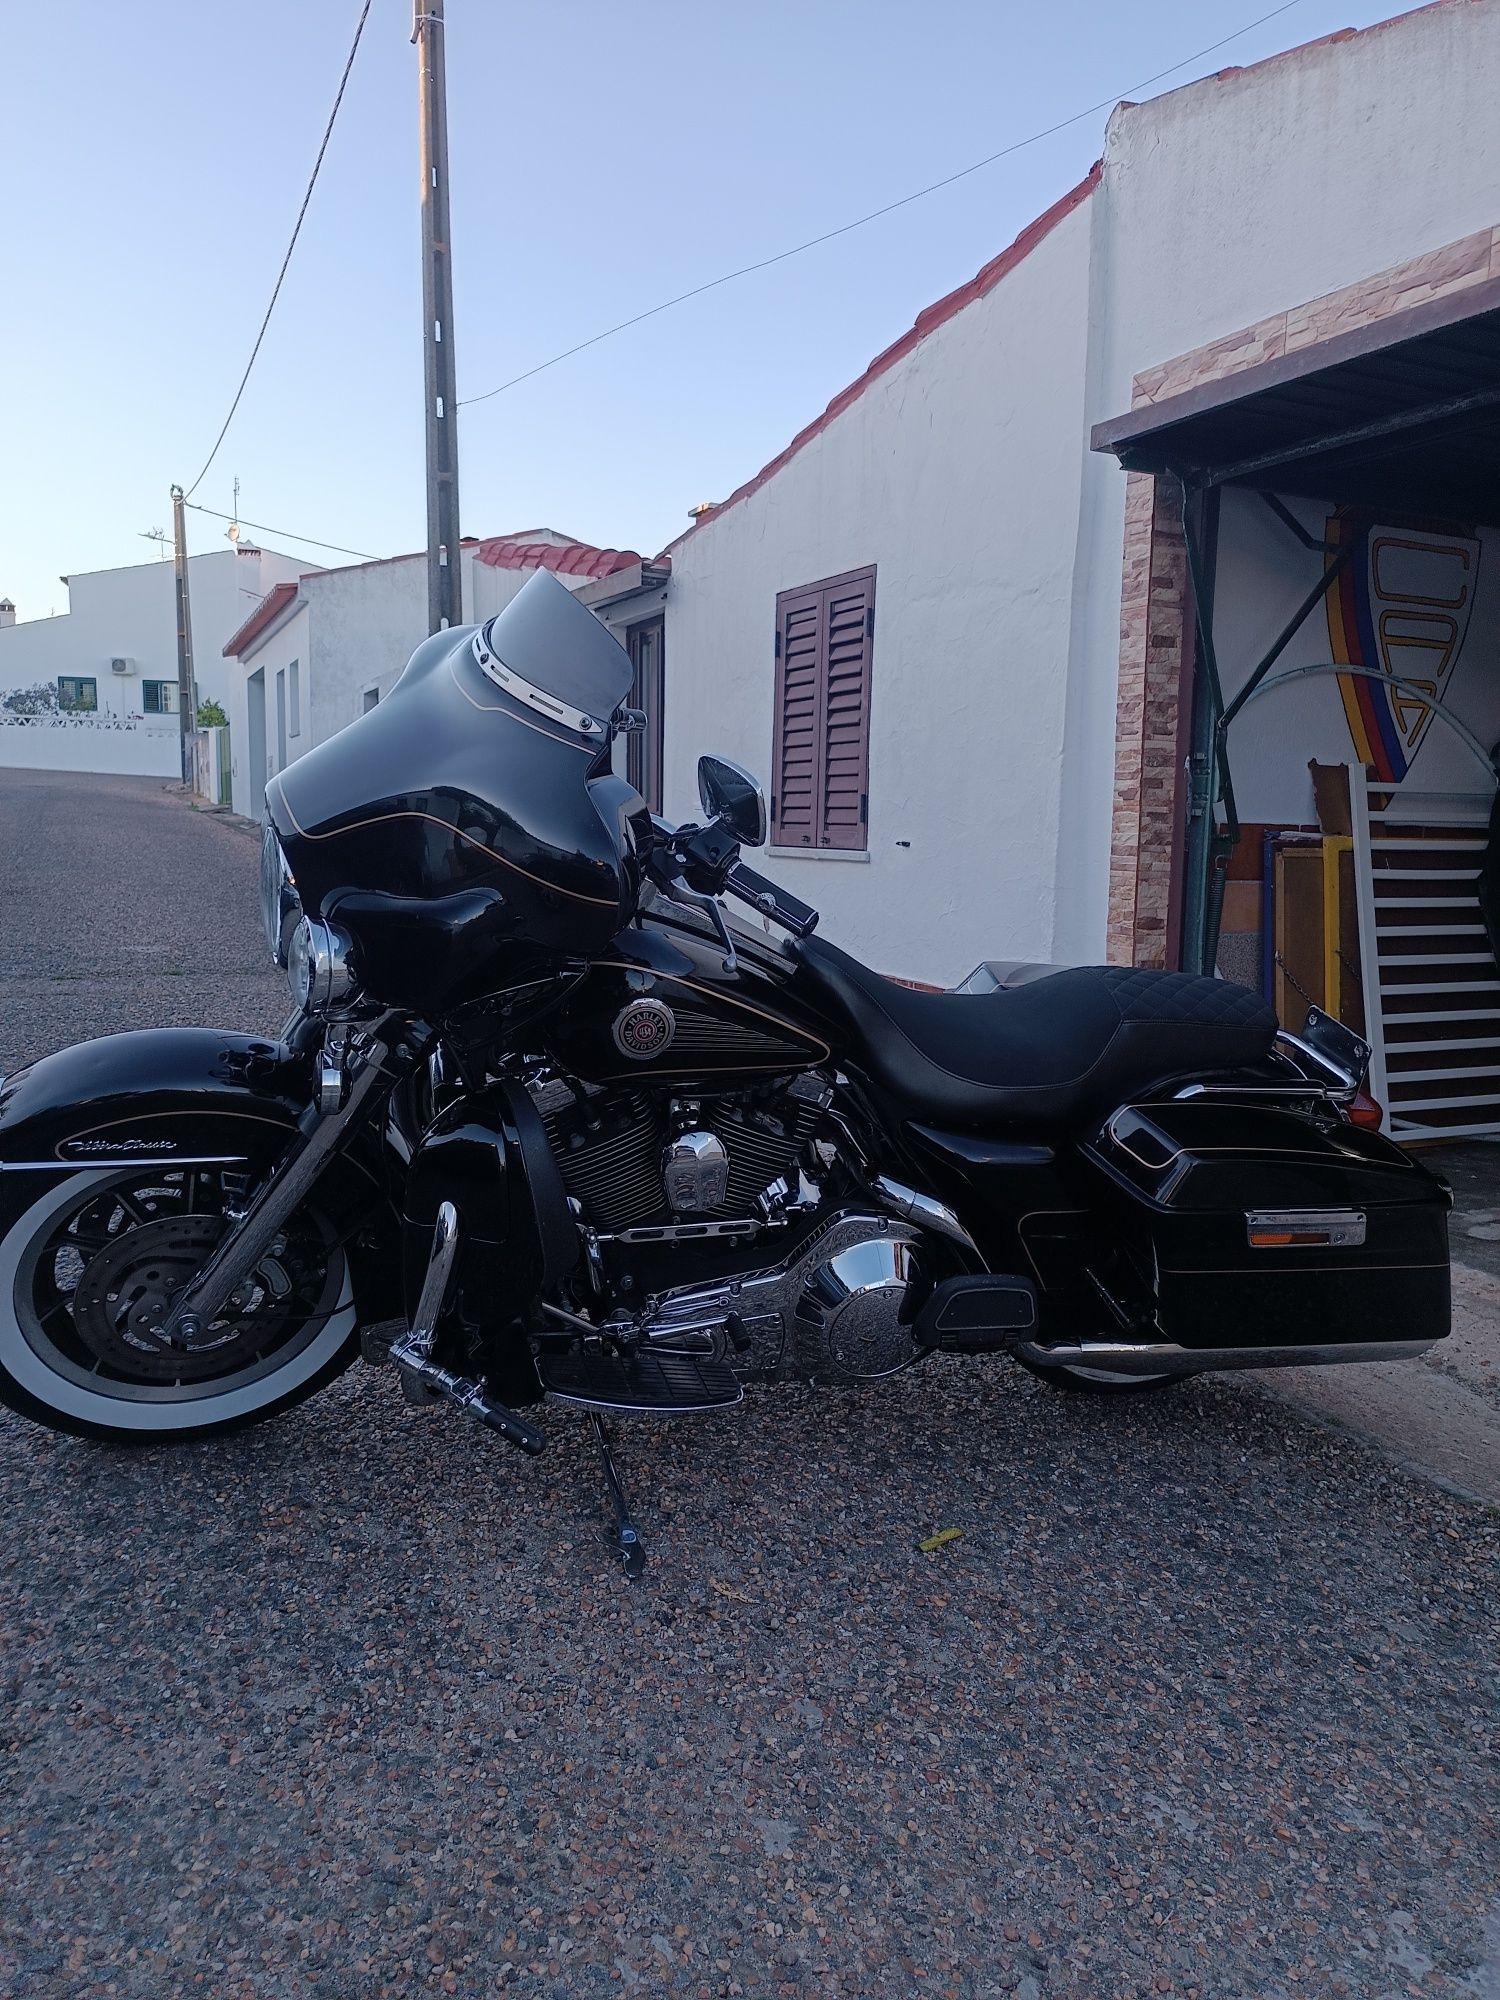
[590, 1412, 646, 1580]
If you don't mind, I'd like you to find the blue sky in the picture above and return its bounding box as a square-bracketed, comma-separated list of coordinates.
[2, 0, 1414, 620]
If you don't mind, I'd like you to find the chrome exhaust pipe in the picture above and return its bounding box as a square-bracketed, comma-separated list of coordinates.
[1015, 1336, 1439, 1377]
[872, 1176, 981, 1258]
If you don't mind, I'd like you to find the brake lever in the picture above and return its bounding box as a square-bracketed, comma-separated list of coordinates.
[669, 877, 738, 973]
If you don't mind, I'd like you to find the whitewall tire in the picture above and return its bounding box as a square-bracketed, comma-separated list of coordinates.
[0, 1169, 359, 1443]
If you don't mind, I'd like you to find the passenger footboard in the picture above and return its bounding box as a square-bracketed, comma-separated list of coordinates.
[1077, 1100, 1451, 1355]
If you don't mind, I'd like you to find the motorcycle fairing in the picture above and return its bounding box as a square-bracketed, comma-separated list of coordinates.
[265, 572, 643, 965]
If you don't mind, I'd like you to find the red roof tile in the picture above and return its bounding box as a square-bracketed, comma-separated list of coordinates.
[661, 162, 1102, 554]
[473, 537, 641, 579]
[222, 580, 300, 659]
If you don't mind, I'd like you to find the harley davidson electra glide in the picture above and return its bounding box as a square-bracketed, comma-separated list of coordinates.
[0, 572, 1452, 1572]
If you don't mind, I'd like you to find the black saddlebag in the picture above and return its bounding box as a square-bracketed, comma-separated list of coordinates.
[1081, 1101, 1451, 1351]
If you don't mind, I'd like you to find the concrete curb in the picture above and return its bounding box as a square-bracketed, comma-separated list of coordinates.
[1246, 1258, 1500, 1510]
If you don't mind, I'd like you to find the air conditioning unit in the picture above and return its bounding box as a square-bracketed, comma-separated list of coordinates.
[110, 656, 138, 676]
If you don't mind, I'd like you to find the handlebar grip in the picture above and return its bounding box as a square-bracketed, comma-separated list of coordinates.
[725, 861, 819, 938]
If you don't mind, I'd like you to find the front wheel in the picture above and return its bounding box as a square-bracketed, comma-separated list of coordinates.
[0, 1167, 359, 1444]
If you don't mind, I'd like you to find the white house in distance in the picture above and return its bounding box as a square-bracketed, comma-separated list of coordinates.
[0, 545, 305, 781]
[220, 531, 645, 820]
[656, 0, 1500, 1138]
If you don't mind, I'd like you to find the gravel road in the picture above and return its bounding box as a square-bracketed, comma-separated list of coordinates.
[1, 771, 1496, 2000]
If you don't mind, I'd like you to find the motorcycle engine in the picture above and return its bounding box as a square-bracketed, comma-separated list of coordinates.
[530, 1070, 932, 1382]
[530, 1073, 827, 1231]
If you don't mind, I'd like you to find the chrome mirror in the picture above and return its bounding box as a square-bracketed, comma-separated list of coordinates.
[697, 754, 768, 848]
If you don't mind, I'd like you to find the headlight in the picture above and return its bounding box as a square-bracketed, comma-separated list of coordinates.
[260, 820, 299, 966]
[286, 917, 360, 1015]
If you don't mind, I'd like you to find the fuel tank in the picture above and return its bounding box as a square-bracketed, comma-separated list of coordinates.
[545, 908, 839, 1087]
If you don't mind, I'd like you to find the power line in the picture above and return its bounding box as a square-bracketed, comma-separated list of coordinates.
[182, 0, 373, 498]
[185, 502, 380, 562]
[460, 0, 1303, 410]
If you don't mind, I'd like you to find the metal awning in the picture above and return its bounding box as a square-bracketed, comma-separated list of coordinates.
[1091, 276, 1500, 521]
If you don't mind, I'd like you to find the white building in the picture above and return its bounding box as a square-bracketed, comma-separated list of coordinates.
[658, 0, 1500, 1136]
[0, 545, 305, 781]
[221, 532, 644, 820]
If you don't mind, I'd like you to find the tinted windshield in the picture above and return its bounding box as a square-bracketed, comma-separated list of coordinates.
[475, 566, 633, 731]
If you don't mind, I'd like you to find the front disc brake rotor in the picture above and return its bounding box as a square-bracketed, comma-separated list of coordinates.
[70, 1213, 274, 1382]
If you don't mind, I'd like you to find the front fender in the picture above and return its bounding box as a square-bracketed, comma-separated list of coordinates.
[0, 1028, 405, 1336]
[0, 1029, 310, 1173]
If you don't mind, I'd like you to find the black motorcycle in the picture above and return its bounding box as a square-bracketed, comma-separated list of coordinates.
[0, 573, 1451, 1572]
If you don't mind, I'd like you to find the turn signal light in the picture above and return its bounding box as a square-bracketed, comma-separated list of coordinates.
[1349, 1090, 1383, 1130]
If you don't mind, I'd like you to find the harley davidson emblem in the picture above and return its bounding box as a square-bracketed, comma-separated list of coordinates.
[613, 997, 675, 1061]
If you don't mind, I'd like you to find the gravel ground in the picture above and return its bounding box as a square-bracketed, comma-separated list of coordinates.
[1, 771, 1497, 2000]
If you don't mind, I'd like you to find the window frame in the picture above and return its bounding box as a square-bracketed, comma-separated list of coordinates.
[142, 679, 179, 715]
[57, 675, 98, 712]
[625, 616, 665, 815]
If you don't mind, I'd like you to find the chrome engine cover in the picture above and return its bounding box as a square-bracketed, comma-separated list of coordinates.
[642, 1209, 926, 1383]
[662, 1130, 730, 1214]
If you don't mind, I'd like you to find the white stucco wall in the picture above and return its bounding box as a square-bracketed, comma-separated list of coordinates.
[1096, 1, 1500, 398]
[0, 714, 180, 776]
[234, 602, 311, 818]
[662, 196, 1096, 986]
[0, 546, 302, 790]
[666, 0, 1500, 980]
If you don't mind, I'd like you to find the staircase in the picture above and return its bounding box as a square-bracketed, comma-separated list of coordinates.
[1350, 780, 1500, 1140]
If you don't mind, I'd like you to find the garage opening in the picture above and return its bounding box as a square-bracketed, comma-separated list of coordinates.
[1094, 278, 1500, 1142]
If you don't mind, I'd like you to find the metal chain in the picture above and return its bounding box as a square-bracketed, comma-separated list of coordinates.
[1272, 950, 1318, 1010]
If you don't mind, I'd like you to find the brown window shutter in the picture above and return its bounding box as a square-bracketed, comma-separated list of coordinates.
[773, 567, 875, 852]
[771, 585, 826, 848]
[818, 571, 874, 850]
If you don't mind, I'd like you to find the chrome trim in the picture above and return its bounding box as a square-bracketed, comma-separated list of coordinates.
[0, 1156, 250, 1171]
[1173, 1080, 1339, 1103]
[288, 918, 360, 1016]
[1246, 1208, 1367, 1249]
[599, 1216, 762, 1245]
[1015, 1336, 1438, 1377]
[166, 1019, 399, 1338]
[397, 1199, 461, 1366]
[872, 1176, 981, 1259]
[662, 1130, 730, 1215]
[472, 626, 606, 737]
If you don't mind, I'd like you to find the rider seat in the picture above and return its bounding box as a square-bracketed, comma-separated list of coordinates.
[793, 937, 1277, 1128]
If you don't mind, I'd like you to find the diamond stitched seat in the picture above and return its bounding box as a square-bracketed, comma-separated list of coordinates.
[793, 938, 1276, 1128]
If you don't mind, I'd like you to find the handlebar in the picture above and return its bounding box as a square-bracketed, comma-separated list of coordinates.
[724, 860, 819, 939]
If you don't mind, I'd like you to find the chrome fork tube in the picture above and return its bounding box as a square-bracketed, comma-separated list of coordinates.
[167, 1022, 401, 1340]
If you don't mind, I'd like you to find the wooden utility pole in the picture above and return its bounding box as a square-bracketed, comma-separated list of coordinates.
[169, 484, 197, 785]
[413, 0, 462, 633]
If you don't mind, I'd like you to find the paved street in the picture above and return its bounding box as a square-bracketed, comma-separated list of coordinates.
[0, 770, 286, 1074]
[0, 770, 1496, 2000]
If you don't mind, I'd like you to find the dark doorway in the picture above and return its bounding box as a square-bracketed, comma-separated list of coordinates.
[626, 617, 665, 813]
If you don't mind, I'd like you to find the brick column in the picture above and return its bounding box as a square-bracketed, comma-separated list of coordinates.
[1108, 473, 1192, 968]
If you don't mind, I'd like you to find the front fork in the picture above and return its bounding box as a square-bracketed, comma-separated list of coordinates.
[162, 1013, 412, 1345]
